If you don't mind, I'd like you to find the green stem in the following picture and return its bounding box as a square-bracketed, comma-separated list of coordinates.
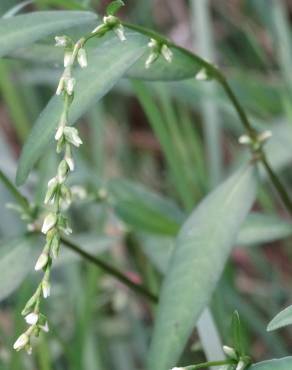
[0, 168, 30, 212]
[261, 153, 292, 215]
[186, 359, 234, 369]
[60, 236, 158, 303]
[121, 21, 292, 217]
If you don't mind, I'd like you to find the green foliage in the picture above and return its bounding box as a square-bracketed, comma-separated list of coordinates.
[147, 165, 257, 370]
[0, 11, 97, 58]
[267, 305, 292, 332]
[106, 0, 125, 16]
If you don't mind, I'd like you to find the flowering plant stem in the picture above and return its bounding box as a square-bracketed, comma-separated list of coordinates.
[61, 236, 158, 303]
[123, 21, 292, 217]
[185, 360, 234, 369]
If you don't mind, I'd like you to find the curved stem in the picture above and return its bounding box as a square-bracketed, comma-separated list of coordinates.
[122, 21, 292, 217]
[60, 236, 158, 303]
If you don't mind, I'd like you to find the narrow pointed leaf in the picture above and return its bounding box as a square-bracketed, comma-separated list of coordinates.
[108, 179, 184, 235]
[147, 165, 257, 370]
[16, 34, 147, 185]
[267, 305, 292, 331]
[0, 11, 97, 58]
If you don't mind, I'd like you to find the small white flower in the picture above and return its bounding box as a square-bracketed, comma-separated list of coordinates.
[39, 321, 49, 333]
[238, 134, 252, 145]
[71, 186, 87, 200]
[114, 25, 126, 42]
[35, 252, 49, 271]
[13, 333, 29, 351]
[64, 127, 83, 147]
[55, 125, 65, 141]
[148, 38, 158, 48]
[161, 44, 173, 63]
[25, 312, 39, 325]
[55, 36, 68, 47]
[41, 213, 57, 234]
[223, 345, 237, 360]
[42, 280, 51, 299]
[44, 177, 58, 204]
[66, 77, 75, 95]
[103, 15, 117, 26]
[195, 68, 209, 81]
[64, 50, 73, 68]
[170, 368, 187, 370]
[57, 160, 69, 183]
[258, 130, 272, 143]
[145, 52, 159, 69]
[56, 76, 65, 96]
[65, 155, 75, 172]
[236, 360, 246, 370]
[77, 48, 88, 68]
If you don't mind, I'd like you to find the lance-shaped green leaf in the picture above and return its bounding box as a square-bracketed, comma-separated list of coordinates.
[147, 165, 257, 370]
[0, 11, 97, 58]
[250, 357, 292, 370]
[16, 33, 147, 185]
[108, 179, 184, 235]
[267, 305, 292, 332]
[0, 236, 40, 301]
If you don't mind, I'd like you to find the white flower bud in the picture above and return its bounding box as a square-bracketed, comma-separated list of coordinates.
[55, 125, 65, 141]
[64, 50, 73, 67]
[56, 76, 65, 96]
[35, 252, 49, 271]
[161, 44, 173, 63]
[55, 36, 68, 47]
[25, 312, 39, 325]
[66, 77, 75, 95]
[13, 333, 29, 351]
[65, 155, 75, 172]
[238, 134, 252, 145]
[44, 177, 58, 204]
[223, 345, 237, 360]
[64, 127, 83, 147]
[77, 48, 88, 68]
[114, 25, 126, 42]
[42, 280, 51, 299]
[195, 68, 209, 81]
[58, 160, 69, 183]
[41, 213, 57, 234]
[145, 52, 159, 69]
[236, 360, 246, 370]
[258, 130, 272, 143]
[40, 321, 49, 333]
[148, 38, 158, 48]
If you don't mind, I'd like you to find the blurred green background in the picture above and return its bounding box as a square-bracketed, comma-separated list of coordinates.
[1, 0, 292, 369]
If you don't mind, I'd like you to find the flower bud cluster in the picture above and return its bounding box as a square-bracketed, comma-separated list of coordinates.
[145, 38, 173, 69]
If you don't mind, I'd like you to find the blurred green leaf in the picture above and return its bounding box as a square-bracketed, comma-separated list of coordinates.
[231, 311, 245, 356]
[0, 236, 40, 301]
[106, 0, 125, 16]
[0, 11, 97, 58]
[237, 213, 292, 246]
[267, 306, 292, 332]
[147, 165, 257, 370]
[250, 357, 292, 370]
[16, 34, 147, 185]
[109, 179, 184, 235]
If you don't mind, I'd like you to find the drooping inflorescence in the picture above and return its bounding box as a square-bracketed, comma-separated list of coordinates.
[13, 2, 173, 353]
